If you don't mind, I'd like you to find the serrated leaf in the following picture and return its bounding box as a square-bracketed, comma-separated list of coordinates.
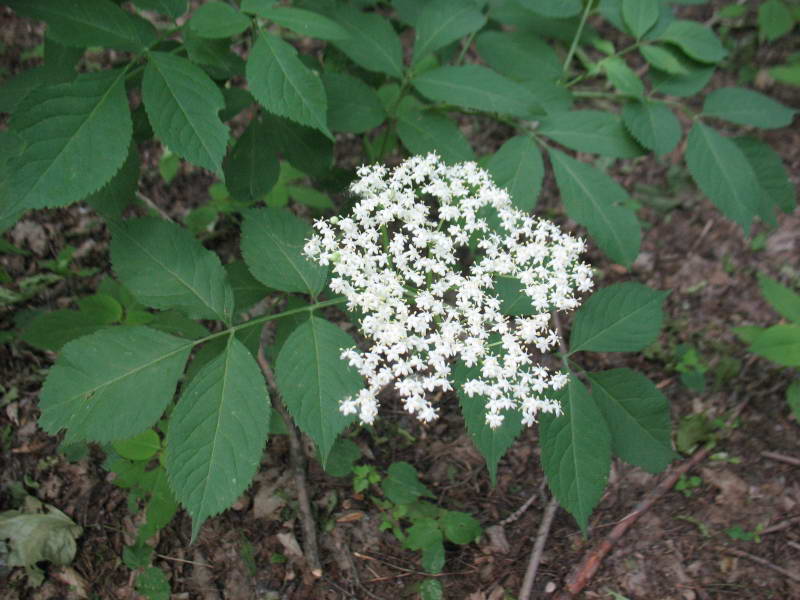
[568, 282, 668, 354]
[113, 429, 161, 461]
[184, 29, 245, 79]
[622, 0, 659, 38]
[515, 0, 582, 18]
[132, 0, 187, 19]
[702, 86, 796, 129]
[322, 72, 386, 133]
[758, 0, 794, 42]
[143, 52, 228, 174]
[748, 325, 800, 366]
[245, 5, 350, 41]
[225, 261, 271, 314]
[413, 65, 538, 118]
[240, 207, 328, 296]
[685, 122, 761, 233]
[147, 310, 209, 340]
[247, 32, 331, 139]
[601, 56, 645, 98]
[382, 461, 435, 505]
[1, 69, 132, 232]
[539, 378, 611, 533]
[274, 316, 362, 463]
[6, 0, 156, 51]
[651, 56, 715, 97]
[486, 135, 543, 212]
[518, 75, 574, 115]
[413, 0, 486, 65]
[223, 116, 280, 204]
[539, 110, 644, 158]
[21, 308, 116, 352]
[330, 6, 404, 78]
[110, 217, 234, 322]
[621, 100, 682, 156]
[453, 361, 523, 486]
[261, 113, 333, 178]
[475, 30, 562, 82]
[587, 369, 674, 473]
[639, 44, 689, 75]
[757, 273, 800, 323]
[38, 326, 191, 443]
[188, 1, 250, 38]
[167, 335, 270, 540]
[396, 101, 474, 164]
[549, 149, 641, 266]
[658, 19, 726, 63]
[734, 137, 796, 214]
[86, 143, 140, 218]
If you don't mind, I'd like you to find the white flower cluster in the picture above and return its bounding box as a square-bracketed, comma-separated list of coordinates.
[304, 153, 593, 429]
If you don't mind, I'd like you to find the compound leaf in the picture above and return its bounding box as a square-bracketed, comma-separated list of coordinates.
[475, 30, 561, 82]
[486, 135, 543, 212]
[167, 335, 270, 540]
[622, 100, 682, 156]
[330, 6, 403, 78]
[734, 137, 796, 214]
[110, 218, 234, 323]
[1, 69, 131, 232]
[569, 282, 668, 354]
[622, 0, 659, 38]
[85, 143, 140, 219]
[247, 32, 332, 139]
[413, 0, 486, 65]
[658, 19, 726, 63]
[702, 86, 796, 129]
[143, 52, 229, 174]
[275, 316, 362, 464]
[539, 110, 644, 158]
[38, 326, 191, 443]
[223, 116, 280, 204]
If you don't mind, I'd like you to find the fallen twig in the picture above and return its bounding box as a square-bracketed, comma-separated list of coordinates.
[519, 495, 559, 600]
[761, 450, 800, 467]
[257, 340, 323, 578]
[761, 515, 800, 535]
[719, 546, 800, 582]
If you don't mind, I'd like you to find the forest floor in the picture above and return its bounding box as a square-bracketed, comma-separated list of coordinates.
[1, 3, 799, 600]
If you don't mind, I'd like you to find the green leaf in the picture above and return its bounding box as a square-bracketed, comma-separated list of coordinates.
[515, 0, 582, 18]
[382, 462, 435, 505]
[757, 273, 800, 323]
[486, 135, 544, 212]
[413, 65, 538, 118]
[245, 5, 350, 41]
[622, 0, 659, 38]
[247, 32, 332, 139]
[223, 116, 280, 204]
[734, 137, 796, 214]
[419, 578, 444, 600]
[6, 0, 156, 51]
[770, 62, 800, 86]
[287, 185, 333, 210]
[733, 325, 765, 345]
[539, 110, 644, 158]
[621, 100, 682, 156]
[330, 6, 404, 78]
[758, 0, 794, 42]
[491, 277, 537, 316]
[600, 56, 645, 98]
[549, 149, 641, 266]
[412, 0, 487, 65]
[1, 69, 132, 232]
[441, 510, 482, 545]
[225, 261, 271, 314]
[135, 567, 170, 600]
[396, 104, 475, 164]
[261, 114, 333, 178]
[453, 361, 523, 486]
[650, 52, 715, 97]
[748, 325, 800, 366]
[240, 207, 328, 296]
[322, 72, 386, 134]
[321, 437, 361, 477]
[685, 122, 761, 233]
[587, 369, 674, 473]
[147, 310, 209, 340]
[38, 326, 191, 443]
[132, 0, 187, 19]
[702, 87, 796, 129]
[275, 316, 362, 463]
[405, 517, 441, 550]
[658, 19, 726, 63]
[568, 282, 668, 354]
[188, 1, 250, 38]
[21, 308, 115, 352]
[0, 500, 82, 570]
[113, 429, 161, 461]
[539, 378, 611, 533]
[787, 381, 800, 421]
[143, 52, 229, 174]
[167, 335, 270, 540]
[184, 29, 245, 79]
[110, 218, 234, 322]
[475, 30, 562, 82]
[639, 44, 689, 75]
[86, 143, 140, 219]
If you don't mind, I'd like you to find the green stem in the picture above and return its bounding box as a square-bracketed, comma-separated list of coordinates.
[455, 31, 477, 65]
[562, 0, 593, 77]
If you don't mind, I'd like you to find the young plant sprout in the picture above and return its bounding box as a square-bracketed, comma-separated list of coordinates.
[305, 153, 593, 429]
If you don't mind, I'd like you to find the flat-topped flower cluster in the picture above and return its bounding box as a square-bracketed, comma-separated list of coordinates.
[304, 153, 593, 429]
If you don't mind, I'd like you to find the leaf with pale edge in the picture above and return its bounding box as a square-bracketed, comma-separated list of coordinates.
[685, 123, 761, 234]
[412, 0, 486, 65]
[587, 369, 674, 473]
[734, 137, 796, 215]
[622, 100, 682, 156]
[539, 110, 644, 158]
[1, 69, 131, 232]
[110, 218, 234, 322]
[247, 32, 332, 139]
[223, 117, 280, 203]
[549, 149, 641, 267]
[486, 135, 543, 212]
[539, 378, 611, 533]
[702, 87, 796, 129]
[143, 52, 229, 174]
[569, 282, 668, 354]
[240, 207, 328, 296]
[38, 326, 191, 443]
[167, 335, 270, 540]
[330, 6, 403, 78]
[275, 316, 362, 464]
[454, 361, 523, 486]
